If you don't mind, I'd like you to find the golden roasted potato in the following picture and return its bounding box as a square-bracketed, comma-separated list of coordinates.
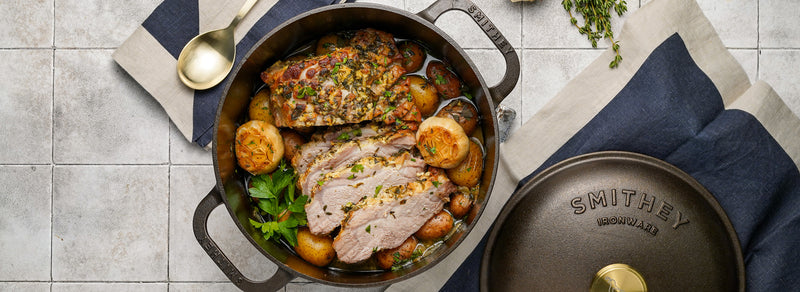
[376, 236, 418, 270]
[295, 227, 336, 267]
[416, 117, 469, 169]
[426, 61, 462, 99]
[415, 210, 454, 241]
[436, 99, 479, 135]
[248, 89, 274, 124]
[407, 75, 439, 117]
[449, 187, 474, 219]
[280, 130, 306, 162]
[445, 140, 484, 187]
[315, 33, 347, 55]
[398, 41, 426, 72]
[235, 120, 284, 175]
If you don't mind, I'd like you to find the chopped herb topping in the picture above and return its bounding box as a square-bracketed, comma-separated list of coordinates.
[351, 164, 364, 173]
[435, 74, 446, 85]
[375, 185, 383, 195]
[432, 181, 440, 188]
[366, 225, 371, 233]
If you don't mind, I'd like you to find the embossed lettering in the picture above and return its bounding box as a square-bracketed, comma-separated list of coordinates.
[589, 191, 607, 209]
[571, 197, 586, 214]
[673, 211, 690, 229]
[638, 192, 654, 212]
[611, 189, 617, 206]
[656, 201, 673, 221]
[468, 5, 476, 13]
[622, 189, 635, 207]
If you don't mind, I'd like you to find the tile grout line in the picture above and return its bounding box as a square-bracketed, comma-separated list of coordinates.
[50, 0, 56, 285]
[756, 0, 760, 80]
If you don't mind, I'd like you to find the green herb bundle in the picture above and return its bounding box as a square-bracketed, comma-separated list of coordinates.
[561, 0, 628, 68]
[248, 160, 309, 247]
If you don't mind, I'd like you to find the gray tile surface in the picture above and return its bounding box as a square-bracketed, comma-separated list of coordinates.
[759, 0, 800, 48]
[52, 283, 167, 292]
[1, 0, 799, 291]
[0, 166, 52, 281]
[169, 165, 275, 282]
[53, 49, 169, 164]
[55, 0, 161, 47]
[52, 165, 168, 281]
[0, 283, 51, 292]
[0, 50, 53, 164]
[0, 0, 54, 48]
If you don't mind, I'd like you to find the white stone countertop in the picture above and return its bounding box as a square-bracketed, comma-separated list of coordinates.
[1, 0, 798, 291]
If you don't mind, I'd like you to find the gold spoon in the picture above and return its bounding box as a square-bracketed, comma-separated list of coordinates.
[177, 0, 258, 90]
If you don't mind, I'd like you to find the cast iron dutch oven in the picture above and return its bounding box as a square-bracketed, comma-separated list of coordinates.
[192, 0, 520, 290]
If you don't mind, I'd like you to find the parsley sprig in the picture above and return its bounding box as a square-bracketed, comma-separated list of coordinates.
[248, 160, 309, 247]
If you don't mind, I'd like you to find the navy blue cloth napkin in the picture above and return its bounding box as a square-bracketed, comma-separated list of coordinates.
[442, 33, 800, 292]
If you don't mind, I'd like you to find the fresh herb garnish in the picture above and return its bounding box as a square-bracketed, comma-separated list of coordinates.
[435, 74, 446, 85]
[296, 86, 317, 99]
[432, 181, 440, 188]
[561, 0, 627, 68]
[366, 225, 371, 233]
[248, 160, 309, 247]
[337, 132, 350, 141]
[351, 164, 364, 173]
[375, 185, 383, 195]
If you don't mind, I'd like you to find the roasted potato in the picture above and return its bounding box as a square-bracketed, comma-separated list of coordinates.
[415, 210, 454, 241]
[280, 130, 306, 162]
[248, 89, 274, 124]
[416, 117, 469, 169]
[426, 61, 462, 99]
[446, 140, 484, 187]
[295, 227, 336, 267]
[407, 75, 439, 117]
[235, 120, 284, 175]
[316, 33, 347, 55]
[436, 99, 479, 135]
[376, 236, 419, 270]
[398, 41, 426, 72]
[449, 187, 474, 219]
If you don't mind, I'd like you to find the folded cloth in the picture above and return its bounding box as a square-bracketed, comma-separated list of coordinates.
[387, 0, 800, 291]
[113, 0, 352, 148]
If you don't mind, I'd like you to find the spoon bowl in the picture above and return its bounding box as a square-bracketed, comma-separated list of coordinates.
[177, 0, 258, 90]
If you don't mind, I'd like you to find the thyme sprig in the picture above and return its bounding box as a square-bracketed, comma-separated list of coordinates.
[561, 0, 627, 68]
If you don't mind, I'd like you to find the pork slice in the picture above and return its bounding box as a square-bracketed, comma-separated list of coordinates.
[333, 171, 456, 263]
[291, 124, 386, 177]
[305, 152, 425, 235]
[297, 130, 416, 195]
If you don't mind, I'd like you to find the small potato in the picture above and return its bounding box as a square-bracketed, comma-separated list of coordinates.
[449, 187, 475, 218]
[235, 120, 284, 175]
[415, 210, 454, 241]
[280, 130, 306, 162]
[407, 75, 439, 117]
[315, 33, 347, 55]
[295, 227, 336, 267]
[376, 236, 418, 270]
[436, 99, 479, 135]
[398, 41, 426, 72]
[446, 140, 484, 187]
[416, 117, 469, 169]
[426, 61, 462, 99]
[248, 89, 274, 124]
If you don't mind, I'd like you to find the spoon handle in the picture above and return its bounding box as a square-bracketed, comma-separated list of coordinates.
[229, 0, 258, 29]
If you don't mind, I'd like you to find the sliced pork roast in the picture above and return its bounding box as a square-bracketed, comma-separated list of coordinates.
[332, 170, 456, 263]
[290, 123, 389, 176]
[305, 152, 425, 235]
[260, 29, 421, 128]
[297, 130, 416, 195]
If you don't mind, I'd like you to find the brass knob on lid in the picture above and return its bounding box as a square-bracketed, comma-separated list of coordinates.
[590, 263, 647, 292]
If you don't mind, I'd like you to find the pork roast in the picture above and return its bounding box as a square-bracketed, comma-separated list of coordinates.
[305, 151, 426, 235]
[332, 170, 456, 264]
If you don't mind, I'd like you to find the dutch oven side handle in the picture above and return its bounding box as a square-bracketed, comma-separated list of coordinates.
[417, 0, 521, 106]
[193, 188, 295, 292]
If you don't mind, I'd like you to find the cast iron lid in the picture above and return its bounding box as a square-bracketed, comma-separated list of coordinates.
[480, 151, 745, 291]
